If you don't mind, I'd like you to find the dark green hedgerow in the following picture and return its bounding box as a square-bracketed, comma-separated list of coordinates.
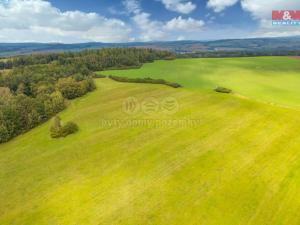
[108, 75, 182, 88]
[214, 86, 232, 94]
[92, 73, 107, 78]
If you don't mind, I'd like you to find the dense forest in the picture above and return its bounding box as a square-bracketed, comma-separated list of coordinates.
[0, 48, 175, 70]
[0, 48, 174, 143]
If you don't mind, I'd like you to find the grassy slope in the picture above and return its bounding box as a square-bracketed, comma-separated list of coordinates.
[2, 78, 300, 224]
[102, 57, 300, 108]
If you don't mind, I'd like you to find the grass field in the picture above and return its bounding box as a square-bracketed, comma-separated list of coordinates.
[102, 57, 300, 109]
[2, 75, 300, 224]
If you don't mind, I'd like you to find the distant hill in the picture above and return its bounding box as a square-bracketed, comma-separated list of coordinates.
[1, 36, 300, 57]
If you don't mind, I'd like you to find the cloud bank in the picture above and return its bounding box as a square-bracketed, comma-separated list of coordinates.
[0, 0, 131, 42]
[0, 0, 299, 43]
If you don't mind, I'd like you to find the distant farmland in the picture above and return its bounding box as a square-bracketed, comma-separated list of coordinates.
[103, 56, 300, 109]
[2, 57, 300, 224]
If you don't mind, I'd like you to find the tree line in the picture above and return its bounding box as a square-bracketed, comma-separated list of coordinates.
[0, 48, 174, 143]
[0, 63, 95, 143]
[178, 50, 300, 58]
[0, 48, 175, 70]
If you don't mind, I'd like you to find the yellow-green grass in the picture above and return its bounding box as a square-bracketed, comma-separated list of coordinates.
[102, 57, 300, 109]
[2, 78, 300, 224]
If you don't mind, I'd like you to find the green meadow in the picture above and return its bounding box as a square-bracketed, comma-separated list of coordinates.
[2, 57, 300, 224]
[103, 57, 300, 108]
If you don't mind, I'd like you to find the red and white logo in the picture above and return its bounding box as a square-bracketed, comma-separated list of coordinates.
[272, 10, 300, 20]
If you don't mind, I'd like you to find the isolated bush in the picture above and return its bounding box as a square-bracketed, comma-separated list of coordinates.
[214, 86, 232, 94]
[168, 83, 182, 88]
[50, 116, 62, 138]
[50, 116, 78, 138]
[60, 122, 79, 137]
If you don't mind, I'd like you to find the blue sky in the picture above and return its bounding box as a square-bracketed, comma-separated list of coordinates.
[0, 0, 299, 43]
[50, 0, 253, 25]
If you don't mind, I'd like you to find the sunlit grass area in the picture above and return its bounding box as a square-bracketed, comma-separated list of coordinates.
[103, 57, 300, 108]
[2, 77, 300, 224]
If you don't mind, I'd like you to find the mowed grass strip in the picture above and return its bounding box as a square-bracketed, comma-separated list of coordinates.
[1, 78, 300, 224]
[102, 56, 300, 109]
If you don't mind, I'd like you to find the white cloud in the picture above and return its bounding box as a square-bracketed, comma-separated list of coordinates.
[207, 0, 239, 12]
[133, 14, 204, 41]
[123, 0, 203, 41]
[123, 0, 165, 41]
[132, 12, 167, 41]
[165, 16, 204, 31]
[241, 0, 300, 37]
[6, 0, 291, 42]
[159, 0, 196, 14]
[123, 0, 141, 14]
[241, 0, 300, 20]
[0, 0, 131, 43]
[206, 0, 300, 37]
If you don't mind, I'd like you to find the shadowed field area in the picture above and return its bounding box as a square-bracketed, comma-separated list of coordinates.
[2, 77, 300, 224]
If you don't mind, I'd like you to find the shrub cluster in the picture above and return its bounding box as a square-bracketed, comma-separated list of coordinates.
[56, 77, 96, 99]
[214, 86, 232, 94]
[108, 75, 182, 88]
[50, 116, 79, 138]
